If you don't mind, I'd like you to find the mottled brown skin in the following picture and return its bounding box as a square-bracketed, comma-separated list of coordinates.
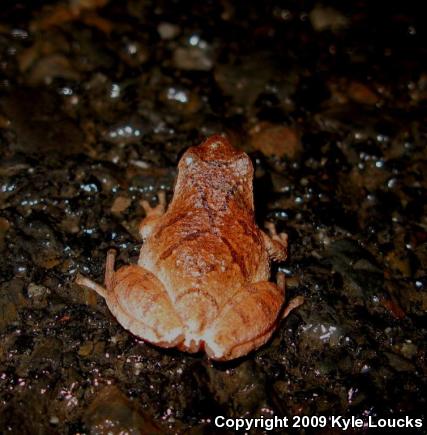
[77, 135, 298, 361]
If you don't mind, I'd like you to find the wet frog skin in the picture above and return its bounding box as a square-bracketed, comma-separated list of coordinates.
[77, 135, 301, 361]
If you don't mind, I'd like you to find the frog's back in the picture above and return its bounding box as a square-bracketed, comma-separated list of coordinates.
[138, 135, 269, 308]
[139, 206, 269, 305]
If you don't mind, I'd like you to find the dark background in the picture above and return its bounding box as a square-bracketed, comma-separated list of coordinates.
[0, 1, 426, 433]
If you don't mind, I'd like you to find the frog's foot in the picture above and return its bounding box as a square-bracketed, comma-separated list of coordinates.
[282, 295, 304, 320]
[139, 191, 166, 240]
[263, 222, 288, 262]
[276, 270, 304, 319]
[75, 248, 116, 297]
[106, 265, 184, 347]
[140, 191, 166, 218]
[75, 274, 107, 298]
[203, 281, 285, 361]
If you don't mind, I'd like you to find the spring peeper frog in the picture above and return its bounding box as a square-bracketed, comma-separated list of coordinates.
[76, 135, 302, 361]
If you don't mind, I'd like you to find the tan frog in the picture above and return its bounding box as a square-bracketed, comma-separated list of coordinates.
[76, 135, 302, 360]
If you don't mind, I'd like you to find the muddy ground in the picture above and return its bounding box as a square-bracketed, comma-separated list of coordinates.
[0, 1, 426, 434]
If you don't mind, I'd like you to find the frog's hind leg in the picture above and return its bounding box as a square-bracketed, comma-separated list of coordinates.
[106, 264, 184, 348]
[203, 281, 285, 361]
[76, 248, 184, 348]
[75, 248, 117, 298]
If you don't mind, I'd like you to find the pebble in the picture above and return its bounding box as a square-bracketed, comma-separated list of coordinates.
[0, 217, 10, 250]
[0, 279, 26, 331]
[159, 85, 202, 114]
[249, 123, 302, 159]
[84, 385, 162, 434]
[0, 88, 84, 155]
[173, 38, 214, 71]
[158, 22, 180, 40]
[309, 6, 349, 31]
[348, 82, 380, 105]
[111, 196, 131, 214]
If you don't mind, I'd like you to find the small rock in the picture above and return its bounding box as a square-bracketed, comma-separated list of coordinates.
[59, 215, 81, 234]
[214, 56, 298, 107]
[173, 37, 213, 71]
[78, 341, 94, 357]
[384, 352, 415, 372]
[102, 117, 147, 145]
[0, 299, 18, 332]
[111, 196, 131, 214]
[84, 385, 163, 435]
[159, 85, 202, 114]
[49, 416, 60, 425]
[249, 123, 302, 159]
[27, 283, 50, 308]
[158, 22, 180, 40]
[23, 337, 63, 373]
[206, 360, 267, 412]
[0, 279, 26, 331]
[385, 250, 412, 277]
[409, 73, 427, 102]
[380, 298, 406, 319]
[0, 88, 84, 155]
[27, 283, 49, 299]
[0, 217, 10, 250]
[26, 54, 80, 86]
[326, 239, 384, 303]
[118, 39, 149, 67]
[309, 6, 349, 32]
[92, 170, 120, 193]
[348, 82, 379, 105]
[399, 341, 418, 359]
[18, 220, 63, 269]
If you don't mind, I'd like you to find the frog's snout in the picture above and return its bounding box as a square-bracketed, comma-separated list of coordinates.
[196, 134, 241, 162]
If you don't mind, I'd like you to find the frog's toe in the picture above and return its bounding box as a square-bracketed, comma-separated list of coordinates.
[106, 265, 184, 348]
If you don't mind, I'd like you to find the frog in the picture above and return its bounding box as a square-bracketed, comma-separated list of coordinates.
[76, 135, 303, 361]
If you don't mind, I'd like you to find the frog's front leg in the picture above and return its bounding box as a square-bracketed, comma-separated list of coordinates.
[203, 281, 285, 361]
[263, 221, 288, 262]
[76, 249, 184, 348]
[139, 191, 166, 240]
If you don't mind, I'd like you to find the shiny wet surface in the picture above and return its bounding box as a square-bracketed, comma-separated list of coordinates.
[0, 1, 426, 433]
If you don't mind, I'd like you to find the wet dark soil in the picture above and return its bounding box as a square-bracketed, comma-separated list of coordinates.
[0, 1, 426, 433]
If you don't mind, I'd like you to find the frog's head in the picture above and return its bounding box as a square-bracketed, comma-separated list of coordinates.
[176, 135, 254, 209]
[178, 135, 253, 180]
